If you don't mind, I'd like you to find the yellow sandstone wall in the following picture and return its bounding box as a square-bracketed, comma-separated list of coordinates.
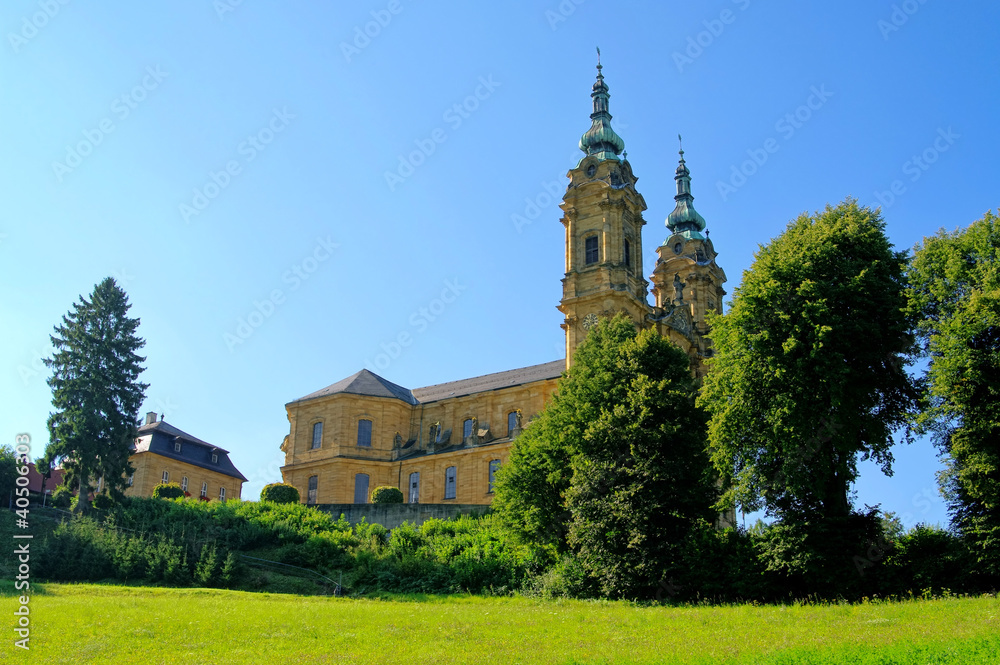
[126, 451, 243, 501]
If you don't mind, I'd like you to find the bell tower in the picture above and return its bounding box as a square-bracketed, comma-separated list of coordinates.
[558, 55, 651, 367]
[649, 139, 727, 374]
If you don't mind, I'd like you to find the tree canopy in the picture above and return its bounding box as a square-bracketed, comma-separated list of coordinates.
[493, 314, 716, 598]
[908, 210, 1000, 580]
[699, 199, 918, 522]
[42, 277, 148, 513]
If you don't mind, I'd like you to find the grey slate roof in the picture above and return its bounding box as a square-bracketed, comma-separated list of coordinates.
[290, 359, 565, 407]
[291, 369, 419, 405]
[412, 359, 565, 403]
[134, 420, 247, 481]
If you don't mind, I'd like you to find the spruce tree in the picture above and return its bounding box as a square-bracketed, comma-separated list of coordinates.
[42, 277, 148, 513]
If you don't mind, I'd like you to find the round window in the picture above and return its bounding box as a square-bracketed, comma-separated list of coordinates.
[673, 242, 682, 254]
[586, 164, 596, 177]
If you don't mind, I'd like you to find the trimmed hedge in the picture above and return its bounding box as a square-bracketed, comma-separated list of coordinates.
[260, 482, 300, 504]
[370, 486, 404, 504]
[152, 482, 185, 500]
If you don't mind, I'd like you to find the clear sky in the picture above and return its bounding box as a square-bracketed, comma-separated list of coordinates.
[3, 1, 997, 527]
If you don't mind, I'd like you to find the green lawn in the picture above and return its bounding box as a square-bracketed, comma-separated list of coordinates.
[3, 584, 998, 664]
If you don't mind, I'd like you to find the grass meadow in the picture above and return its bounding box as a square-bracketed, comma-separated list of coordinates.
[2, 584, 997, 664]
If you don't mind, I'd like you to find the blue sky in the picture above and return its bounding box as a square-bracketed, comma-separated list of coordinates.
[3, 1, 997, 526]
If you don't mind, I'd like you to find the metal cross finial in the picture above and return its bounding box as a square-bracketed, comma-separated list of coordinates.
[597, 46, 601, 65]
[678, 134, 683, 155]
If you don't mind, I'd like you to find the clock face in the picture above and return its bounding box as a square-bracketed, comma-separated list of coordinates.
[582, 313, 599, 330]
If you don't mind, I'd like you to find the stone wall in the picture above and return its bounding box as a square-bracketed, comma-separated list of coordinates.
[314, 503, 491, 530]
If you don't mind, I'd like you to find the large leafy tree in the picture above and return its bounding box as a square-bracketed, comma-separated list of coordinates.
[908, 211, 1000, 580]
[493, 315, 717, 598]
[699, 199, 918, 524]
[42, 278, 148, 513]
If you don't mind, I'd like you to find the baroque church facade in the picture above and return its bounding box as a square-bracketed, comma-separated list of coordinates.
[279, 61, 726, 506]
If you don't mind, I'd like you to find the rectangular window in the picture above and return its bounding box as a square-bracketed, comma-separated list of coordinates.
[174, 441, 182, 453]
[354, 474, 370, 504]
[357, 420, 372, 447]
[507, 411, 517, 436]
[307, 475, 318, 505]
[624, 238, 631, 270]
[219, 487, 226, 501]
[127, 474, 134, 487]
[444, 466, 457, 500]
[211, 453, 218, 464]
[181, 476, 188, 492]
[200, 482, 208, 498]
[585, 235, 599, 265]
[488, 460, 501, 493]
[161, 471, 169, 483]
[311, 422, 323, 449]
[408, 472, 420, 504]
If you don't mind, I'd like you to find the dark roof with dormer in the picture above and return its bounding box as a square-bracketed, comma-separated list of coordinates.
[289, 360, 565, 408]
[133, 420, 247, 481]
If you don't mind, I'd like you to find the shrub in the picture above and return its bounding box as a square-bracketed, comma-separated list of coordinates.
[92, 492, 114, 510]
[51, 485, 72, 509]
[260, 482, 300, 504]
[370, 486, 403, 504]
[152, 483, 185, 500]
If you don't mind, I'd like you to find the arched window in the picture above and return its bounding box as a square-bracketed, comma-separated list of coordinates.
[463, 418, 474, 439]
[200, 482, 208, 498]
[181, 477, 188, 492]
[307, 475, 318, 504]
[161, 470, 169, 483]
[219, 487, 226, 502]
[507, 411, 517, 436]
[444, 466, 457, 500]
[585, 235, 599, 265]
[357, 419, 372, 447]
[311, 422, 323, 449]
[354, 473, 370, 504]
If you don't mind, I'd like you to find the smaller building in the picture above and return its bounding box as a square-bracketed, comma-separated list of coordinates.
[126, 412, 246, 501]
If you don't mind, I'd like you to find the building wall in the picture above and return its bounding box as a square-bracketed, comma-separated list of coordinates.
[126, 452, 244, 501]
[280, 376, 559, 506]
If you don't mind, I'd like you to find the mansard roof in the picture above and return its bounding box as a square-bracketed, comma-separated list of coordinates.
[134, 420, 247, 481]
[291, 369, 419, 405]
[290, 360, 565, 407]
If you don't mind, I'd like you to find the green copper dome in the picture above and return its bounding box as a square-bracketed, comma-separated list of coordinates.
[579, 60, 625, 162]
[666, 145, 707, 233]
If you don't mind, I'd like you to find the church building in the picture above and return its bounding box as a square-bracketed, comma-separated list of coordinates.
[279, 60, 727, 506]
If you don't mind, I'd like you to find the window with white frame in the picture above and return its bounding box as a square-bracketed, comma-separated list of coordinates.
[311, 422, 323, 449]
[181, 476, 188, 492]
[219, 487, 226, 501]
[174, 441, 182, 453]
[357, 419, 372, 447]
[211, 452, 218, 464]
[444, 466, 457, 500]
[200, 482, 208, 498]
[161, 470, 169, 483]
[307, 475, 318, 505]
[127, 474, 134, 487]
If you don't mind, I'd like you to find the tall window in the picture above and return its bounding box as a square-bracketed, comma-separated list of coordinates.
[174, 441, 182, 453]
[463, 418, 474, 439]
[357, 419, 372, 447]
[428, 424, 438, 443]
[200, 482, 208, 498]
[311, 422, 323, 449]
[181, 476, 188, 492]
[409, 472, 420, 504]
[488, 460, 501, 493]
[585, 235, 599, 265]
[507, 411, 517, 436]
[624, 238, 631, 270]
[354, 473, 370, 504]
[161, 470, 169, 483]
[127, 474, 134, 487]
[444, 466, 457, 500]
[211, 453, 218, 464]
[219, 487, 226, 501]
[307, 475, 318, 505]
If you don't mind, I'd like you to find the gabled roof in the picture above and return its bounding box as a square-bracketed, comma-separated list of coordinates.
[412, 360, 565, 403]
[290, 369, 418, 406]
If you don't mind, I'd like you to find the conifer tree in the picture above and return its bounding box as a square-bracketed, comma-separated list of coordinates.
[42, 278, 148, 513]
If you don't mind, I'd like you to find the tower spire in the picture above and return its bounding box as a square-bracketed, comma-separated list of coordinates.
[579, 48, 625, 162]
[666, 137, 706, 233]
